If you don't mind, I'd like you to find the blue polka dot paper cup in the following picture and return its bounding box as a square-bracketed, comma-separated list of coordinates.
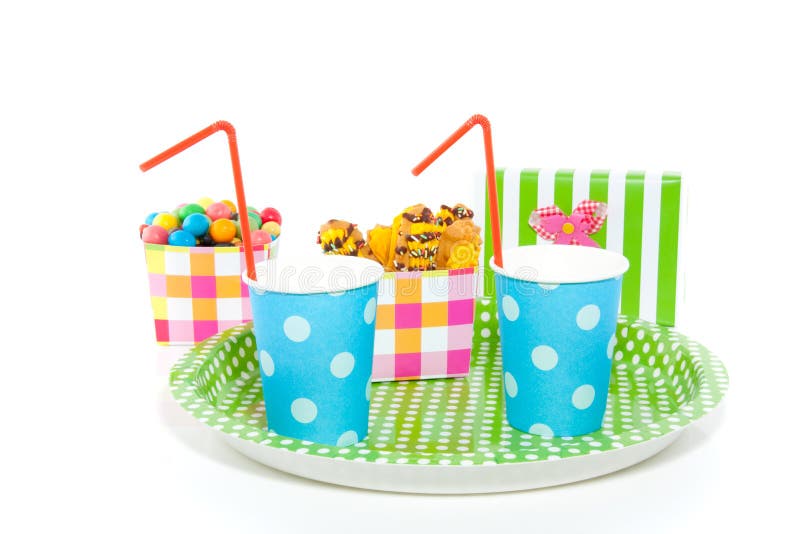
[244, 254, 385, 447]
[490, 246, 630, 437]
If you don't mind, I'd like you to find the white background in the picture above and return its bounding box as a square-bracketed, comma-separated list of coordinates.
[1, 1, 797, 532]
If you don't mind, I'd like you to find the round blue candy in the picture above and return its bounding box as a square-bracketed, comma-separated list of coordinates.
[145, 211, 162, 225]
[168, 229, 197, 247]
[182, 213, 211, 237]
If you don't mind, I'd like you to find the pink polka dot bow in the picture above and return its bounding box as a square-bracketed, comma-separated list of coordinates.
[528, 200, 608, 247]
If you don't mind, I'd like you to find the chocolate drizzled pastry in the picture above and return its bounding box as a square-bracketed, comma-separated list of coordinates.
[317, 201, 480, 272]
[318, 219, 366, 256]
[435, 218, 482, 269]
[436, 203, 475, 227]
[388, 204, 442, 272]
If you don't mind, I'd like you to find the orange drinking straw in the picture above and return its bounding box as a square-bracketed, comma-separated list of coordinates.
[411, 114, 503, 267]
[139, 120, 257, 280]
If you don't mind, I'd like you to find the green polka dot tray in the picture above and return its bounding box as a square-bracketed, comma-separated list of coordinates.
[169, 298, 728, 493]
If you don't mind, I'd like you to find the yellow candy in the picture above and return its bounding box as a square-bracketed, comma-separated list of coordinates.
[221, 199, 237, 214]
[261, 221, 281, 236]
[196, 196, 214, 210]
[152, 213, 179, 232]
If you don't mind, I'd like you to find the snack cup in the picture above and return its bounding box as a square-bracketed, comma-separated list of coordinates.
[490, 246, 630, 437]
[244, 254, 384, 446]
[143, 239, 279, 345]
[372, 268, 477, 381]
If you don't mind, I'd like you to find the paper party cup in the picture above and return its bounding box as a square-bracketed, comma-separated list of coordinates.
[244, 254, 384, 446]
[490, 245, 629, 437]
[371, 267, 477, 382]
[143, 240, 278, 345]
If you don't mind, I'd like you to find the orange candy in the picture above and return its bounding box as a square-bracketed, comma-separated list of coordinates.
[209, 219, 236, 243]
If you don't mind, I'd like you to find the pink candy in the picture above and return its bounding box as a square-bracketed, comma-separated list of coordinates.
[141, 225, 169, 245]
[206, 202, 233, 221]
[250, 230, 273, 247]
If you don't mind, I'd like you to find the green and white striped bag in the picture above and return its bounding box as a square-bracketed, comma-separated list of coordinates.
[477, 169, 684, 326]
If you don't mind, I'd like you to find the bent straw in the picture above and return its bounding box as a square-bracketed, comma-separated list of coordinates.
[411, 114, 503, 267]
[139, 121, 257, 280]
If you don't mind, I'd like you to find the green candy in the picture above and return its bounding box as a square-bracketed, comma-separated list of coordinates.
[178, 203, 206, 222]
[234, 213, 262, 238]
[248, 213, 262, 236]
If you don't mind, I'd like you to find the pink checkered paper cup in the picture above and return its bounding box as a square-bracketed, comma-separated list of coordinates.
[371, 268, 476, 381]
[144, 239, 279, 344]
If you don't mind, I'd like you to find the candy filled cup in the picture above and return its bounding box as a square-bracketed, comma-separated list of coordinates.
[244, 254, 384, 446]
[490, 246, 630, 437]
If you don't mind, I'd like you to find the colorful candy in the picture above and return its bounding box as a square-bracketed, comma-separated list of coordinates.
[182, 213, 211, 237]
[247, 212, 263, 235]
[261, 220, 281, 236]
[206, 202, 232, 221]
[196, 196, 215, 209]
[141, 200, 281, 249]
[250, 230, 273, 247]
[220, 199, 237, 214]
[236, 213, 262, 239]
[260, 207, 282, 225]
[168, 230, 197, 247]
[178, 203, 206, 221]
[142, 225, 169, 244]
[152, 213, 179, 232]
[210, 219, 237, 243]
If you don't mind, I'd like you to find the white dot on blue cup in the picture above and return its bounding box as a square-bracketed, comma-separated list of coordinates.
[576, 304, 601, 330]
[504, 372, 518, 398]
[330, 352, 355, 378]
[366, 380, 372, 401]
[531, 345, 559, 371]
[260, 350, 274, 376]
[364, 297, 377, 324]
[502, 295, 519, 321]
[284, 316, 311, 342]
[538, 283, 559, 291]
[528, 423, 554, 438]
[572, 385, 595, 410]
[337, 430, 359, 447]
[290, 398, 317, 423]
[607, 335, 617, 359]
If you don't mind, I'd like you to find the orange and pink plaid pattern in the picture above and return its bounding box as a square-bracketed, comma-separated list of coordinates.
[372, 268, 476, 381]
[144, 242, 275, 345]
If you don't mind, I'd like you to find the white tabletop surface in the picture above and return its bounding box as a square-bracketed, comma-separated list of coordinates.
[2, 2, 797, 532]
